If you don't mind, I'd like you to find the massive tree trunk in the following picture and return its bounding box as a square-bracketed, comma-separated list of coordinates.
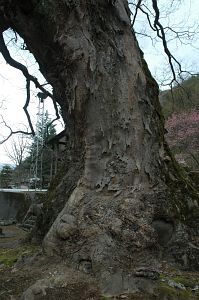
[1, 0, 199, 294]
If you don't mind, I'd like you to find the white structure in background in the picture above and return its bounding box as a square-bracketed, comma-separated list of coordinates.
[29, 96, 45, 189]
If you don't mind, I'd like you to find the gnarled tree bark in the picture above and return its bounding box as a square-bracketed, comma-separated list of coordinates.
[0, 0, 199, 294]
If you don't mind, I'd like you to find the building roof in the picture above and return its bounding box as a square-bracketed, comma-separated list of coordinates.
[47, 130, 66, 145]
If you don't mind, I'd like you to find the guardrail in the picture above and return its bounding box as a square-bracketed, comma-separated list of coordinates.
[0, 189, 47, 193]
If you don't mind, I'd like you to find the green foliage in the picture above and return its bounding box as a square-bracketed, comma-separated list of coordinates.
[29, 112, 56, 187]
[158, 283, 190, 300]
[0, 165, 13, 188]
[28, 111, 56, 158]
[0, 245, 39, 267]
[158, 279, 199, 300]
[12, 111, 57, 188]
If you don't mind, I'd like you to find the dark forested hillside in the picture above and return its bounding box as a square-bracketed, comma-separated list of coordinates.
[161, 76, 199, 170]
[160, 75, 199, 118]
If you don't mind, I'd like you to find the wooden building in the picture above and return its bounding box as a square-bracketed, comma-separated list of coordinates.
[47, 130, 67, 180]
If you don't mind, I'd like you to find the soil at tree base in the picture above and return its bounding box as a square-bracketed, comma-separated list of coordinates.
[0, 225, 199, 300]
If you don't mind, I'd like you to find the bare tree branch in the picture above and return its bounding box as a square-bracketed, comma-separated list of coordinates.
[129, 0, 199, 87]
[134, 31, 155, 45]
[0, 115, 32, 144]
[130, 1, 156, 32]
[0, 32, 60, 140]
[131, 0, 142, 27]
[151, 0, 179, 83]
[24, 78, 35, 135]
[4, 133, 30, 166]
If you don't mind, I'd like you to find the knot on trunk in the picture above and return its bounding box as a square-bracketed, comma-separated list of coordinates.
[56, 214, 78, 240]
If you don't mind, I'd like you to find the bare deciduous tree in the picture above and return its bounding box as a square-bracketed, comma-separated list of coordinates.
[4, 133, 30, 166]
[130, 0, 199, 87]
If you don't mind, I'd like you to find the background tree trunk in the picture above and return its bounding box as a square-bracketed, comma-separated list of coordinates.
[1, 0, 199, 293]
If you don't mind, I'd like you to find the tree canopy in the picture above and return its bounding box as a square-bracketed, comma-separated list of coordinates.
[0, 164, 13, 188]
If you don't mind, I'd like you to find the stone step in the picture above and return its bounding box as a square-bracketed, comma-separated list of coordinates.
[21, 223, 34, 230]
[24, 219, 36, 225]
[28, 215, 37, 220]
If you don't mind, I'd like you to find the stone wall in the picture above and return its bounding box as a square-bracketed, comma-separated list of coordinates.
[0, 192, 31, 222]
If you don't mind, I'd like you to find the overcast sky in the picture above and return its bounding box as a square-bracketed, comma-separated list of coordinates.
[0, 0, 199, 164]
[132, 0, 199, 84]
[0, 31, 64, 164]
